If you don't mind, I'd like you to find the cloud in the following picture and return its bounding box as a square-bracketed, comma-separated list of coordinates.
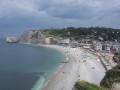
[0, 0, 120, 37]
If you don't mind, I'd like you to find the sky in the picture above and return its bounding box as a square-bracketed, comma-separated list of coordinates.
[0, 0, 120, 37]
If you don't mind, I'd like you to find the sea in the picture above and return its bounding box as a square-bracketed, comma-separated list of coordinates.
[0, 38, 65, 90]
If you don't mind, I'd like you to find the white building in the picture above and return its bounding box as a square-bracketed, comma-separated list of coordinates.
[57, 39, 70, 44]
[112, 43, 120, 53]
[93, 42, 102, 51]
[83, 44, 91, 49]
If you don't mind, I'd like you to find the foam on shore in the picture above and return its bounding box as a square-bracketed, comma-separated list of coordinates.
[41, 45, 106, 90]
[31, 76, 45, 90]
[29, 45, 66, 90]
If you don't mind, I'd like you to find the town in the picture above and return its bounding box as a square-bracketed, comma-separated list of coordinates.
[6, 27, 120, 66]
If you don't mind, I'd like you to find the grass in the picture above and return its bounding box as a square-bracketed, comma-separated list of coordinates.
[74, 81, 103, 90]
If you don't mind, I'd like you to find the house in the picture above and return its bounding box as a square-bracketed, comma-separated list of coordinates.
[82, 44, 91, 49]
[111, 42, 120, 53]
[69, 40, 79, 48]
[81, 38, 92, 44]
[93, 41, 102, 51]
[102, 44, 111, 53]
[57, 39, 71, 45]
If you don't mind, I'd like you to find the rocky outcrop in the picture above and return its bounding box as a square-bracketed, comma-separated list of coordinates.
[19, 30, 45, 44]
[6, 37, 18, 43]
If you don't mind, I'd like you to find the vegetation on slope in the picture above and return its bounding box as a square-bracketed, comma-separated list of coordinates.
[113, 52, 120, 64]
[74, 66, 120, 90]
[40, 27, 120, 41]
[74, 81, 103, 90]
[100, 65, 120, 89]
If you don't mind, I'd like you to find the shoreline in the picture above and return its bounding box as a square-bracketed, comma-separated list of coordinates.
[41, 45, 75, 90]
[26, 44, 68, 90]
[20, 43, 106, 90]
[39, 45, 106, 90]
[18, 43, 67, 90]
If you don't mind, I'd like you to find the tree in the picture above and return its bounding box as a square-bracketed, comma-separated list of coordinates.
[100, 65, 120, 89]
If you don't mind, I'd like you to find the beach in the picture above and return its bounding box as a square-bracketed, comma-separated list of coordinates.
[39, 45, 106, 90]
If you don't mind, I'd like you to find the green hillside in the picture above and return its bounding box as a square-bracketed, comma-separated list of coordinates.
[74, 81, 103, 90]
[100, 65, 120, 88]
[40, 27, 120, 41]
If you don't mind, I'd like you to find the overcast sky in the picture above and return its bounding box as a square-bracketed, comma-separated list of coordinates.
[0, 0, 120, 37]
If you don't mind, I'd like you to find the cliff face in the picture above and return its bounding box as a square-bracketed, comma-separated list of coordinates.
[19, 30, 45, 44]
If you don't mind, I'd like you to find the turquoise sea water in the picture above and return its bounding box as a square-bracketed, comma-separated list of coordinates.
[0, 38, 65, 90]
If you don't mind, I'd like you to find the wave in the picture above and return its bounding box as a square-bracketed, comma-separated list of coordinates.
[31, 76, 45, 90]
